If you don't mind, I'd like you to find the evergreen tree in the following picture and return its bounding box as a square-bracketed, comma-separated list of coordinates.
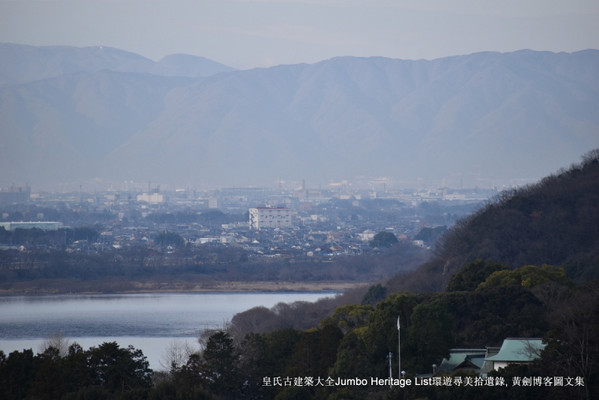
[370, 231, 398, 248]
[202, 331, 242, 399]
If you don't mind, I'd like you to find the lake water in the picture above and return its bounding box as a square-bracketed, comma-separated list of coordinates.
[0, 292, 335, 370]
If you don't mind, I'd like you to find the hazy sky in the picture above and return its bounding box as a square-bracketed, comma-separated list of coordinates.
[1, 0, 598, 69]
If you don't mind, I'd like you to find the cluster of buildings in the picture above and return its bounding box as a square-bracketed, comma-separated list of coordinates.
[0, 183, 497, 256]
[437, 338, 546, 375]
[0, 185, 30, 206]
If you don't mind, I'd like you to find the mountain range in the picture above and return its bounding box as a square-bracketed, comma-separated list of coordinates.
[1, 43, 598, 191]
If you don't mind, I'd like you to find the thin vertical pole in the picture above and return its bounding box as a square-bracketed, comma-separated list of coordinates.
[397, 315, 401, 378]
[387, 352, 393, 387]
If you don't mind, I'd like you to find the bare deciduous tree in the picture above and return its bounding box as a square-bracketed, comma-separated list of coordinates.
[39, 332, 70, 357]
[160, 339, 198, 371]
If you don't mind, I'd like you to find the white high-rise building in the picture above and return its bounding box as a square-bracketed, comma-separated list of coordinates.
[249, 207, 294, 230]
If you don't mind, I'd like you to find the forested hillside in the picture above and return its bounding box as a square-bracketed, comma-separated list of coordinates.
[388, 149, 599, 293]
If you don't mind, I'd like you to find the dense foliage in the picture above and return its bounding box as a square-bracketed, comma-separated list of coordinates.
[173, 273, 596, 400]
[0, 342, 152, 400]
[388, 149, 599, 293]
[369, 231, 399, 248]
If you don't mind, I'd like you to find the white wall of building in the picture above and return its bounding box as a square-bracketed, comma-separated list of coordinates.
[249, 207, 294, 230]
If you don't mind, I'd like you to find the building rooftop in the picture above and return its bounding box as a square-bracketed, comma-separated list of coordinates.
[438, 349, 487, 373]
[485, 338, 545, 363]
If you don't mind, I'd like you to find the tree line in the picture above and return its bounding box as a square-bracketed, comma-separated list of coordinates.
[0, 342, 152, 400]
[0, 237, 429, 294]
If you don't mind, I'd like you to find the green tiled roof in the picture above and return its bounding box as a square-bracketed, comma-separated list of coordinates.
[439, 349, 486, 372]
[485, 338, 545, 363]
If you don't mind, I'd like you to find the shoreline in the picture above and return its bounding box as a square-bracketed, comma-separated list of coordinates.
[0, 280, 364, 296]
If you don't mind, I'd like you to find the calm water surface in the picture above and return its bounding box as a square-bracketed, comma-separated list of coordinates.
[0, 292, 334, 369]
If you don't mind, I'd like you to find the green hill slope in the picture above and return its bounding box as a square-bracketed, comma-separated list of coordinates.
[389, 149, 599, 292]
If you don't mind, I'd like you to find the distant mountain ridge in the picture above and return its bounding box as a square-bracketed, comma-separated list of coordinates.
[0, 43, 235, 85]
[1, 44, 598, 190]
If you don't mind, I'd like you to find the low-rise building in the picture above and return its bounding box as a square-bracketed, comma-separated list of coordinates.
[0, 221, 63, 231]
[137, 192, 165, 204]
[485, 338, 545, 371]
[438, 349, 487, 375]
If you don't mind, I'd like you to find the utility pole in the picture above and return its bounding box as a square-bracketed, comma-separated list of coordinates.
[397, 315, 401, 378]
